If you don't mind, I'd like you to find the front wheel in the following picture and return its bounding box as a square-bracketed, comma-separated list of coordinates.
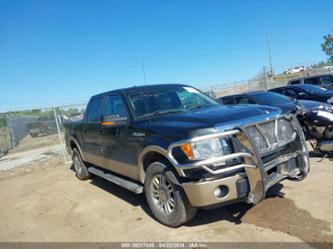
[144, 161, 197, 227]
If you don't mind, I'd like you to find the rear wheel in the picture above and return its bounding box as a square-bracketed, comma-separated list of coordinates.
[144, 161, 197, 227]
[72, 148, 91, 180]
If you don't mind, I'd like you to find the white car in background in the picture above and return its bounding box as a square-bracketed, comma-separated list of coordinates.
[284, 66, 305, 74]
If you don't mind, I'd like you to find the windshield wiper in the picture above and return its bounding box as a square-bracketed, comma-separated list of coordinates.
[137, 109, 184, 119]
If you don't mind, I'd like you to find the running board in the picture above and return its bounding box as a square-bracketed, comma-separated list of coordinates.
[88, 167, 144, 194]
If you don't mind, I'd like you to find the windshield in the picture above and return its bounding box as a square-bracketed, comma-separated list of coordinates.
[251, 92, 293, 105]
[127, 85, 219, 119]
[297, 84, 328, 94]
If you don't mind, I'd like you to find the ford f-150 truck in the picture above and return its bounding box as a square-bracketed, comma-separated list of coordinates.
[64, 84, 310, 227]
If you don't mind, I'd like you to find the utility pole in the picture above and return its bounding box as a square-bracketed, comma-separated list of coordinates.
[141, 58, 147, 85]
[263, 66, 269, 91]
[267, 32, 273, 74]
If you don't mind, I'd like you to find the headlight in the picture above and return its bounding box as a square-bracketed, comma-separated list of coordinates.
[327, 97, 333, 104]
[181, 138, 232, 160]
[248, 126, 266, 152]
[278, 119, 294, 142]
[246, 119, 294, 154]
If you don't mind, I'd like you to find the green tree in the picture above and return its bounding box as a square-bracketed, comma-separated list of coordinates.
[321, 32, 333, 62]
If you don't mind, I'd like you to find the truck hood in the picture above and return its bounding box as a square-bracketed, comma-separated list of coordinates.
[148, 105, 281, 139]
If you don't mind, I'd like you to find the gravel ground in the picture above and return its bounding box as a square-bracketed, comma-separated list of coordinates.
[0, 149, 332, 246]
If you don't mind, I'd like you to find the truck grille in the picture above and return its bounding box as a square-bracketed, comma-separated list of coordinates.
[246, 118, 296, 155]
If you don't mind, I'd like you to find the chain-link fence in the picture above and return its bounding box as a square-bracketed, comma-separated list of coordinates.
[0, 104, 87, 170]
[54, 104, 87, 162]
[203, 64, 333, 98]
[0, 115, 11, 157]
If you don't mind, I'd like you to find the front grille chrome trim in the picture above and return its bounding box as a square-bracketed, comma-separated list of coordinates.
[245, 117, 297, 156]
[202, 164, 257, 175]
[169, 151, 253, 169]
[259, 132, 297, 157]
[263, 152, 298, 171]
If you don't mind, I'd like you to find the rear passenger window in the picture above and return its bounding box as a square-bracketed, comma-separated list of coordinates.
[87, 97, 103, 121]
[103, 95, 128, 118]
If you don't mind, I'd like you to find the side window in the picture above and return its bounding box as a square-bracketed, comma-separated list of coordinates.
[103, 95, 128, 118]
[320, 76, 333, 84]
[304, 77, 320, 85]
[221, 97, 235, 105]
[289, 80, 301, 85]
[284, 89, 298, 98]
[236, 97, 255, 104]
[86, 97, 103, 121]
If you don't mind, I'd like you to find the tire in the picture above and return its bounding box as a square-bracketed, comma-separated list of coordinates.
[72, 148, 91, 180]
[144, 160, 197, 227]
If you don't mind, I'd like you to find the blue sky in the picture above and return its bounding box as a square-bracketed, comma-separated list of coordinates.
[0, 0, 332, 111]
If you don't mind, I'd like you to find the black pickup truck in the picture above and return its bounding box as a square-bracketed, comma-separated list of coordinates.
[64, 84, 309, 227]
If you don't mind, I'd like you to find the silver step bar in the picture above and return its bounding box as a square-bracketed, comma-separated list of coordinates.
[88, 167, 143, 194]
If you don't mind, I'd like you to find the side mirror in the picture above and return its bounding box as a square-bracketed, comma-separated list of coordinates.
[101, 114, 128, 127]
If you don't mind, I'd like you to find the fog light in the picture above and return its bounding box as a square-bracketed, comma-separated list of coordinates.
[214, 186, 229, 198]
[214, 187, 221, 197]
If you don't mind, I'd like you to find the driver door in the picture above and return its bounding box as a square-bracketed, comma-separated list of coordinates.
[100, 94, 139, 180]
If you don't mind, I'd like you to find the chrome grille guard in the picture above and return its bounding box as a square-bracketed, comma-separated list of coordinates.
[167, 115, 299, 176]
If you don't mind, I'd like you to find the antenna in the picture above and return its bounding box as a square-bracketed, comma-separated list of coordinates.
[141, 58, 147, 85]
[140, 58, 151, 125]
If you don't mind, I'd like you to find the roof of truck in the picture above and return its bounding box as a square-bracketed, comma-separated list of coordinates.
[90, 83, 191, 99]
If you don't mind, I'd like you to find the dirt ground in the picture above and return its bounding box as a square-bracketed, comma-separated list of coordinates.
[10, 133, 61, 154]
[0, 151, 332, 245]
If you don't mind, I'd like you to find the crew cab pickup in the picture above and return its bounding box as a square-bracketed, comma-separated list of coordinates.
[64, 84, 310, 227]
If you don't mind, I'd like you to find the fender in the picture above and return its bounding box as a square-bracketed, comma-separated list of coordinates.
[137, 135, 174, 183]
[68, 136, 86, 161]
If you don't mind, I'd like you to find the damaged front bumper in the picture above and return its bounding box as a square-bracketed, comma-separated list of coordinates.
[168, 114, 310, 207]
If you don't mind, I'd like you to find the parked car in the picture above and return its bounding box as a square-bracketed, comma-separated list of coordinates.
[283, 66, 305, 74]
[218, 91, 324, 114]
[287, 73, 333, 90]
[218, 91, 333, 156]
[270, 84, 333, 104]
[64, 84, 309, 227]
